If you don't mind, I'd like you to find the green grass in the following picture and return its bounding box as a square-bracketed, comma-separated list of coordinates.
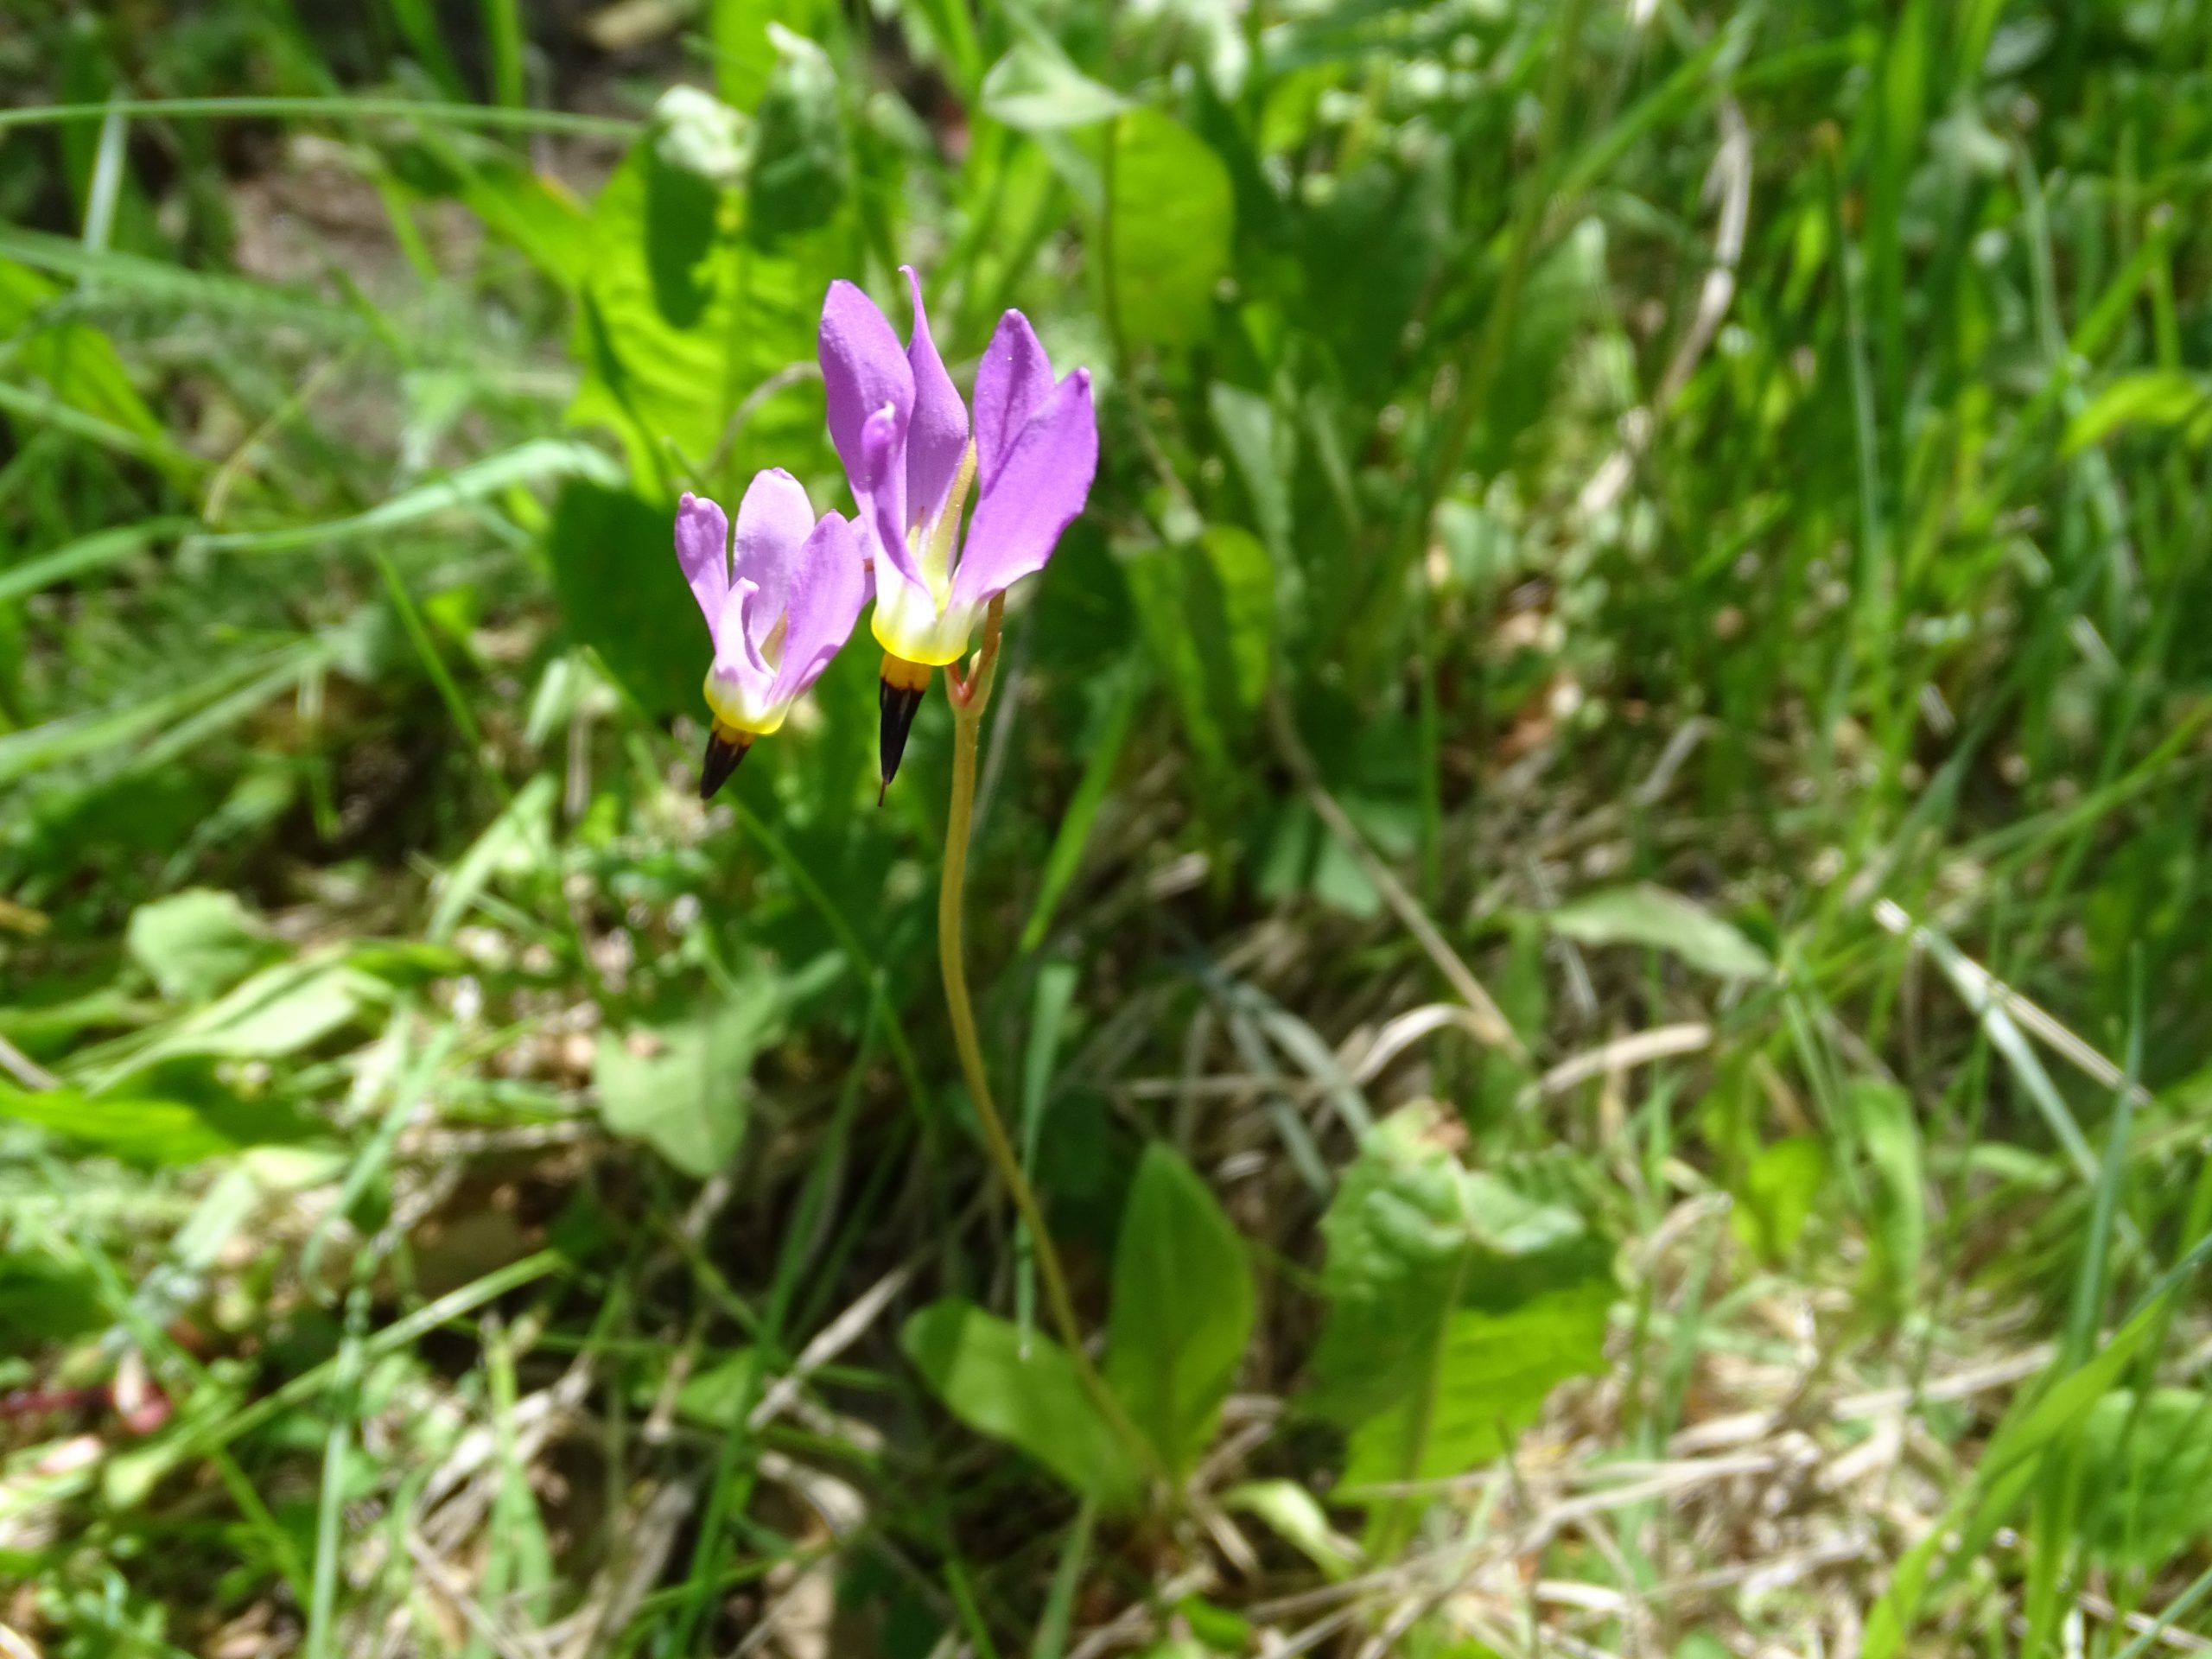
[3, 1, 2212, 1656]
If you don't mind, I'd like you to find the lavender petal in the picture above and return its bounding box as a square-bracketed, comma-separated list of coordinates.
[951, 368, 1096, 608]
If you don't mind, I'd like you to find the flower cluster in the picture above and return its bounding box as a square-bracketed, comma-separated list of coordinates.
[677, 270, 1097, 800]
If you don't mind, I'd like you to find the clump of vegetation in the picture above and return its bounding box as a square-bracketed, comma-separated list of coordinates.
[3, 3, 2212, 1656]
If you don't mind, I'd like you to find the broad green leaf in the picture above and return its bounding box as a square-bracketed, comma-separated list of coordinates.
[1299, 151, 1451, 398]
[0, 257, 166, 448]
[568, 133, 834, 493]
[2078, 1389, 2212, 1567]
[0, 1071, 317, 1167]
[1731, 1135, 1827, 1263]
[748, 29, 846, 245]
[1108, 109, 1232, 349]
[126, 888, 276, 1004]
[711, 0, 838, 109]
[1122, 526, 1274, 799]
[1308, 1103, 1611, 1549]
[1338, 1282, 1613, 1491]
[454, 156, 594, 289]
[1477, 218, 1608, 470]
[135, 958, 383, 1065]
[569, 145, 739, 481]
[674, 1349, 766, 1428]
[981, 41, 1130, 131]
[901, 1297, 1142, 1508]
[1104, 1144, 1255, 1478]
[1546, 885, 1771, 981]
[594, 985, 781, 1178]
[545, 480, 705, 720]
[2063, 371, 2211, 454]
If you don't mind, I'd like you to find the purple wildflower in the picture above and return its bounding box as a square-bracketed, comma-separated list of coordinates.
[674, 468, 868, 799]
[817, 267, 1097, 787]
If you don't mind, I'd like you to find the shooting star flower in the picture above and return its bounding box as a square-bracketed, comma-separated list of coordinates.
[818, 268, 1097, 791]
[676, 469, 868, 800]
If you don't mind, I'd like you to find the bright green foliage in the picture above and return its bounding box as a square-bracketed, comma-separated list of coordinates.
[1731, 1134, 1828, 1264]
[7, 0, 2212, 1653]
[902, 1298, 1142, 1510]
[1309, 1104, 1612, 1548]
[124, 888, 275, 1004]
[0, 1077, 315, 1166]
[594, 982, 781, 1177]
[2078, 1388, 2212, 1567]
[545, 480, 704, 717]
[1107, 109, 1233, 349]
[1124, 525, 1274, 803]
[1104, 1143, 1255, 1479]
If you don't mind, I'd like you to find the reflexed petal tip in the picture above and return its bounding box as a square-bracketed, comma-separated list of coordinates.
[973, 309, 1055, 493]
[900, 266, 969, 533]
[860, 403, 924, 587]
[951, 366, 1097, 608]
[674, 491, 731, 636]
[729, 467, 814, 643]
[819, 279, 913, 491]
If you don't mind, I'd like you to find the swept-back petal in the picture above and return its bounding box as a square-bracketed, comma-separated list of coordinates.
[901, 267, 969, 533]
[972, 310, 1055, 495]
[819, 279, 914, 490]
[729, 467, 812, 641]
[771, 513, 868, 705]
[674, 492, 730, 634]
[716, 579, 779, 690]
[952, 368, 1096, 608]
[706, 578, 779, 729]
[860, 403, 924, 588]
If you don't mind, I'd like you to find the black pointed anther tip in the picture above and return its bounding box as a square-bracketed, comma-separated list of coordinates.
[878, 678, 926, 798]
[699, 728, 750, 801]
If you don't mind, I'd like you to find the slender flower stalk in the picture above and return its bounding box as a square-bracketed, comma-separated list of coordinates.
[936, 598, 1163, 1484]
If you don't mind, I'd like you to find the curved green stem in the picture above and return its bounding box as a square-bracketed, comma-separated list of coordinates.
[938, 596, 1164, 1486]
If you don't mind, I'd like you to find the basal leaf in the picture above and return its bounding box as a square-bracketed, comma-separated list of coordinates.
[1108, 109, 1232, 349]
[134, 958, 384, 1065]
[126, 888, 276, 1004]
[594, 984, 782, 1178]
[1308, 1103, 1612, 1550]
[0, 1065, 318, 1167]
[903, 1297, 1142, 1509]
[749, 29, 848, 244]
[1731, 1135, 1827, 1263]
[1338, 1281, 1613, 1491]
[545, 480, 704, 720]
[1104, 1144, 1255, 1479]
[1122, 526, 1274, 802]
[569, 145, 739, 483]
[981, 41, 1130, 131]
